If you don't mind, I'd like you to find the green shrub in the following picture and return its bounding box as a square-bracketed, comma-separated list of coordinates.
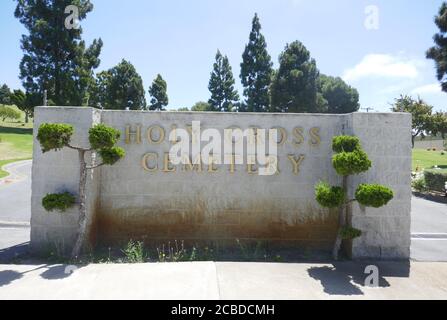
[122, 240, 147, 263]
[412, 177, 427, 192]
[42, 192, 76, 212]
[99, 146, 126, 165]
[355, 184, 394, 208]
[332, 150, 372, 176]
[89, 124, 121, 150]
[332, 136, 361, 153]
[340, 226, 362, 240]
[424, 169, 447, 192]
[37, 123, 74, 153]
[315, 182, 345, 208]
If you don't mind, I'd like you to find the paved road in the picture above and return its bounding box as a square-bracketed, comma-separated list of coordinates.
[0, 160, 32, 224]
[0, 161, 31, 260]
[0, 161, 446, 261]
[411, 197, 447, 262]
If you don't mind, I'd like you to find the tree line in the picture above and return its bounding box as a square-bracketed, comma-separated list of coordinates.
[203, 14, 360, 114]
[1, 0, 446, 125]
[3, 1, 359, 115]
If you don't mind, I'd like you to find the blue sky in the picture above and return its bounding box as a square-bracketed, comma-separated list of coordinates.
[1, 0, 446, 111]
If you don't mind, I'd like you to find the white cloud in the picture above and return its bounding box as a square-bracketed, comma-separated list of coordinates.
[343, 54, 420, 82]
[411, 83, 443, 96]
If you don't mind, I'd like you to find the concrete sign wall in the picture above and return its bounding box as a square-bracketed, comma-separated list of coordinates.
[31, 107, 412, 259]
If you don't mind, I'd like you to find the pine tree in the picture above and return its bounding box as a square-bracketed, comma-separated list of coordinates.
[91, 60, 146, 110]
[318, 75, 360, 114]
[270, 41, 319, 113]
[240, 13, 273, 112]
[427, 2, 447, 92]
[0, 84, 11, 105]
[208, 50, 239, 112]
[15, 0, 102, 106]
[149, 74, 169, 111]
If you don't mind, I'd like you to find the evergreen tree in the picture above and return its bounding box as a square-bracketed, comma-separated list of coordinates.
[0, 84, 11, 105]
[427, 2, 447, 92]
[318, 75, 360, 114]
[208, 50, 239, 112]
[15, 0, 102, 106]
[191, 101, 211, 111]
[270, 41, 319, 113]
[91, 60, 146, 110]
[9, 89, 38, 123]
[149, 74, 169, 111]
[240, 13, 273, 112]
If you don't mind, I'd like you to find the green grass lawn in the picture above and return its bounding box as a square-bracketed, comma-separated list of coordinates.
[0, 127, 33, 160]
[413, 149, 447, 171]
[0, 106, 34, 178]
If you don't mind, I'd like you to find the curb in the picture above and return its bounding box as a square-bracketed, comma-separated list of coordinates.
[0, 159, 32, 184]
[0, 221, 30, 228]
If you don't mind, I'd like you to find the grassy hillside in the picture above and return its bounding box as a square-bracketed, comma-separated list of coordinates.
[0, 105, 33, 129]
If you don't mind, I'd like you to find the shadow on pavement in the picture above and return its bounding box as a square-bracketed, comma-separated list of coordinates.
[0, 242, 30, 264]
[0, 270, 23, 287]
[40, 265, 81, 280]
[0, 264, 81, 288]
[413, 192, 447, 204]
[308, 261, 410, 296]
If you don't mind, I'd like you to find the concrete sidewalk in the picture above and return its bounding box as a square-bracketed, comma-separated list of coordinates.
[1, 261, 447, 300]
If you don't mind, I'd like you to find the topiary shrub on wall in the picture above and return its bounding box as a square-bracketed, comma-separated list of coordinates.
[37, 123, 125, 260]
[42, 192, 76, 212]
[315, 135, 394, 260]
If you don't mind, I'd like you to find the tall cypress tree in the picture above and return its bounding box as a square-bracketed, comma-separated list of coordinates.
[149, 74, 169, 111]
[208, 50, 239, 112]
[240, 13, 273, 112]
[270, 41, 319, 113]
[427, 2, 447, 92]
[15, 0, 102, 106]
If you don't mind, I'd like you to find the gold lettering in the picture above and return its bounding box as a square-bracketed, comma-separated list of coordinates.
[309, 127, 321, 146]
[229, 154, 236, 173]
[208, 156, 219, 173]
[267, 155, 280, 175]
[247, 127, 259, 145]
[292, 127, 304, 147]
[225, 126, 243, 144]
[147, 126, 165, 144]
[185, 125, 199, 144]
[162, 153, 176, 172]
[273, 127, 287, 146]
[182, 154, 202, 172]
[247, 163, 258, 175]
[288, 155, 305, 175]
[170, 125, 180, 143]
[141, 153, 158, 172]
[125, 125, 141, 144]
